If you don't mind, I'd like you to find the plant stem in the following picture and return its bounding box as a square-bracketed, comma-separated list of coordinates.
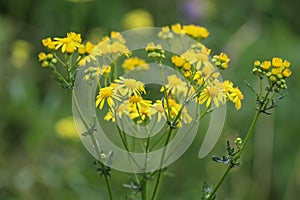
[72, 90, 114, 200]
[206, 107, 261, 200]
[150, 127, 174, 200]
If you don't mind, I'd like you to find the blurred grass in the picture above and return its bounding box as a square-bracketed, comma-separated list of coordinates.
[0, 0, 300, 199]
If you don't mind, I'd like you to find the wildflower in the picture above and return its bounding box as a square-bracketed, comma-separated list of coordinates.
[122, 57, 149, 72]
[198, 83, 225, 108]
[53, 32, 82, 53]
[164, 98, 182, 120]
[115, 77, 146, 97]
[183, 25, 210, 39]
[212, 52, 230, 69]
[38, 52, 47, 61]
[171, 23, 185, 35]
[111, 31, 126, 44]
[129, 104, 151, 123]
[161, 75, 187, 95]
[171, 55, 184, 67]
[158, 26, 174, 39]
[181, 106, 192, 124]
[104, 110, 115, 122]
[272, 57, 283, 68]
[151, 100, 166, 122]
[261, 61, 271, 70]
[95, 85, 121, 110]
[128, 95, 152, 110]
[282, 68, 292, 78]
[42, 37, 55, 50]
[227, 87, 244, 110]
[78, 42, 95, 55]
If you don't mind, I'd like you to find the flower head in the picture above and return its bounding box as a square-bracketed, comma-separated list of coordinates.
[115, 77, 146, 97]
[53, 32, 82, 53]
[95, 85, 121, 109]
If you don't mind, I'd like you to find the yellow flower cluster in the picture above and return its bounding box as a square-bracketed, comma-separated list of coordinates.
[95, 75, 192, 126]
[122, 57, 149, 72]
[252, 57, 292, 91]
[158, 23, 210, 40]
[212, 52, 230, 70]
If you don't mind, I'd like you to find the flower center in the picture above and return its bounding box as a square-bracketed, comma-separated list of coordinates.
[100, 87, 112, 98]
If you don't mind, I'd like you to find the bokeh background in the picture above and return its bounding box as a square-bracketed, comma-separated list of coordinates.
[0, 0, 299, 199]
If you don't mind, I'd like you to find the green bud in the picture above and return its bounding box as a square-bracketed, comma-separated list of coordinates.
[266, 72, 272, 77]
[41, 61, 49, 67]
[46, 53, 54, 59]
[276, 81, 281, 86]
[51, 58, 57, 64]
[277, 73, 283, 79]
[270, 76, 277, 82]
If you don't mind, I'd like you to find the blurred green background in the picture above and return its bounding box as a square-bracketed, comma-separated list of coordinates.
[0, 0, 299, 199]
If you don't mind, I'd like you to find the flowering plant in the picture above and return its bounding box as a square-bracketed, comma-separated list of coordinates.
[38, 23, 292, 200]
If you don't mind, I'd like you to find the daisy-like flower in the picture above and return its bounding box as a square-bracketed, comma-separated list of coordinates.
[198, 82, 226, 108]
[53, 32, 82, 53]
[42, 37, 55, 50]
[227, 87, 244, 110]
[163, 98, 182, 119]
[95, 85, 121, 110]
[129, 105, 151, 123]
[128, 95, 152, 110]
[161, 75, 187, 95]
[115, 77, 146, 97]
[150, 100, 166, 122]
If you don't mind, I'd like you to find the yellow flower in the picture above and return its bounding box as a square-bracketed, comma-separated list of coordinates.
[272, 67, 282, 75]
[164, 98, 181, 119]
[183, 62, 191, 71]
[227, 87, 243, 110]
[122, 57, 149, 72]
[95, 85, 121, 110]
[282, 68, 292, 78]
[111, 31, 126, 44]
[38, 52, 47, 61]
[53, 32, 82, 53]
[171, 23, 186, 35]
[181, 106, 192, 124]
[183, 25, 209, 39]
[272, 57, 283, 68]
[151, 100, 166, 122]
[129, 105, 151, 123]
[212, 52, 230, 69]
[161, 75, 187, 95]
[283, 60, 291, 68]
[223, 80, 234, 93]
[115, 77, 146, 97]
[42, 37, 55, 50]
[104, 110, 115, 122]
[78, 42, 95, 55]
[55, 116, 78, 141]
[145, 42, 163, 52]
[198, 83, 225, 108]
[129, 95, 152, 110]
[171, 55, 184, 67]
[262, 61, 271, 70]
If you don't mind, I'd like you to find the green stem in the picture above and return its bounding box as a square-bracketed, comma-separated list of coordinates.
[150, 127, 174, 200]
[206, 82, 275, 200]
[206, 107, 261, 200]
[72, 90, 114, 200]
